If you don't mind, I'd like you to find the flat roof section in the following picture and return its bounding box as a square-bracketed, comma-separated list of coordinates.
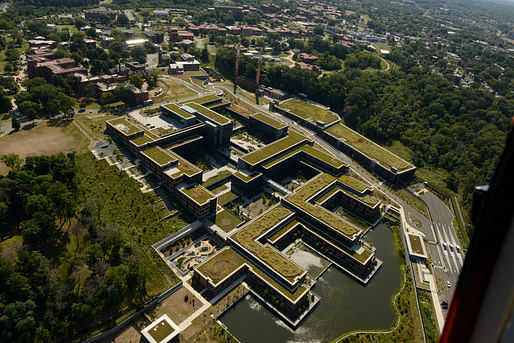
[183, 93, 220, 106]
[405, 232, 428, 259]
[326, 124, 414, 172]
[234, 171, 262, 182]
[141, 314, 180, 343]
[251, 112, 287, 130]
[277, 98, 340, 126]
[196, 247, 246, 284]
[337, 174, 371, 193]
[179, 185, 216, 205]
[286, 173, 362, 240]
[162, 103, 196, 120]
[184, 102, 231, 126]
[142, 146, 178, 166]
[231, 205, 305, 283]
[108, 117, 141, 136]
[241, 130, 309, 166]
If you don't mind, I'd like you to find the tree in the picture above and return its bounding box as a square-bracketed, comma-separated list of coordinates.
[131, 45, 147, 64]
[201, 44, 209, 63]
[129, 74, 144, 89]
[117, 13, 129, 26]
[147, 69, 159, 88]
[0, 154, 21, 171]
[11, 116, 20, 131]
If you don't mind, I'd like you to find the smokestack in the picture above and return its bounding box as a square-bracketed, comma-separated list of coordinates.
[234, 43, 240, 77]
[256, 48, 263, 86]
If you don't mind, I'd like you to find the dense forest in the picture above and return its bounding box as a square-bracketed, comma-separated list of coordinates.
[215, 46, 513, 212]
[0, 153, 186, 342]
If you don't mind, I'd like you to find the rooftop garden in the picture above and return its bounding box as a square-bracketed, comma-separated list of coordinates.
[251, 112, 287, 129]
[203, 170, 232, 188]
[180, 185, 215, 205]
[408, 234, 424, 255]
[301, 145, 346, 169]
[169, 151, 201, 177]
[185, 102, 231, 126]
[287, 173, 361, 239]
[130, 133, 156, 146]
[316, 185, 380, 207]
[232, 205, 304, 283]
[163, 103, 196, 120]
[229, 104, 253, 118]
[241, 130, 308, 165]
[268, 219, 301, 244]
[338, 174, 370, 193]
[197, 248, 246, 284]
[278, 98, 340, 126]
[234, 171, 262, 182]
[164, 135, 203, 150]
[148, 319, 175, 342]
[213, 210, 243, 233]
[326, 124, 414, 171]
[218, 191, 239, 206]
[142, 146, 177, 166]
[109, 117, 141, 135]
[248, 262, 308, 302]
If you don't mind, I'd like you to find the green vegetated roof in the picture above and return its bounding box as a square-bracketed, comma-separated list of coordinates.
[163, 103, 196, 119]
[408, 234, 424, 254]
[241, 130, 309, 165]
[203, 170, 232, 188]
[263, 144, 346, 170]
[164, 135, 203, 150]
[214, 209, 243, 233]
[142, 146, 177, 166]
[337, 174, 370, 193]
[229, 104, 253, 118]
[109, 117, 141, 135]
[326, 124, 414, 171]
[184, 94, 220, 105]
[278, 98, 340, 126]
[218, 191, 239, 206]
[268, 219, 301, 244]
[167, 150, 201, 177]
[148, 319, 174, 342]
[287, 173, 361, 239]
[184, 102, 231, 125]
[131, 133, 156, 146]
[234, 171, 262, 182]
[232, 205, 304, 283]
[180, 185, 215, 205]
[251, 112, 287, 129]
[316, 185, 379, 207]
[197, 247, 246, 284]
[196, 247, 307, 302]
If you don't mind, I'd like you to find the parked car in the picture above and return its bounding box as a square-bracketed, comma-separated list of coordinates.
[441, 300, 448, 309]
[447, 280, 452, 288]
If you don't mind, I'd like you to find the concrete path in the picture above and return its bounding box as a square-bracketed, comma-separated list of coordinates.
[425, 271, 445, 333]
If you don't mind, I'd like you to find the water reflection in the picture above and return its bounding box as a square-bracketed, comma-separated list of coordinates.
[220, 223, 402, 343]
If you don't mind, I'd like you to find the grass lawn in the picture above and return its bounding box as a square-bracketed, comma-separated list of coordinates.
[75, 113, 118, 140]
[154, 79, 197, 104]
[150, 287, 200, 325]
[278, 98, 340, 126]
[214, 210, 242, 232]
[0, 120, 89, 174]
[76, 153, 194, 295]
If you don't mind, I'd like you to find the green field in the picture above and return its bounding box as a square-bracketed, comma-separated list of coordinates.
[278, 98, 340, 126]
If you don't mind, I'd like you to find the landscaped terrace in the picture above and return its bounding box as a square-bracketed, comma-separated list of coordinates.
[251, 112, 287, 129]
[142, 146, 177, 166]
[180, 185, 215, 205]
[185, 102, 231, 126]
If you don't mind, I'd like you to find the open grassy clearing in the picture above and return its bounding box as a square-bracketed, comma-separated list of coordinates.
[0, 120, 88, 174]
[278, 98, 340, 126]
[154, 78, 197, 103]
[76, 153, 194, 295]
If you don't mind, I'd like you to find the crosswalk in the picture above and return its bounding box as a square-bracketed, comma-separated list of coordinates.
[433, 222, 463, 273]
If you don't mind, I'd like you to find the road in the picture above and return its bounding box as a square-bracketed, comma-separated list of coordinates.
[418, 189, 463, 312]
[123, 9, 136, 21]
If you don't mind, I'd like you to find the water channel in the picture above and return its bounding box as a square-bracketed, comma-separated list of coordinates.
[219, 223, 403, 343]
